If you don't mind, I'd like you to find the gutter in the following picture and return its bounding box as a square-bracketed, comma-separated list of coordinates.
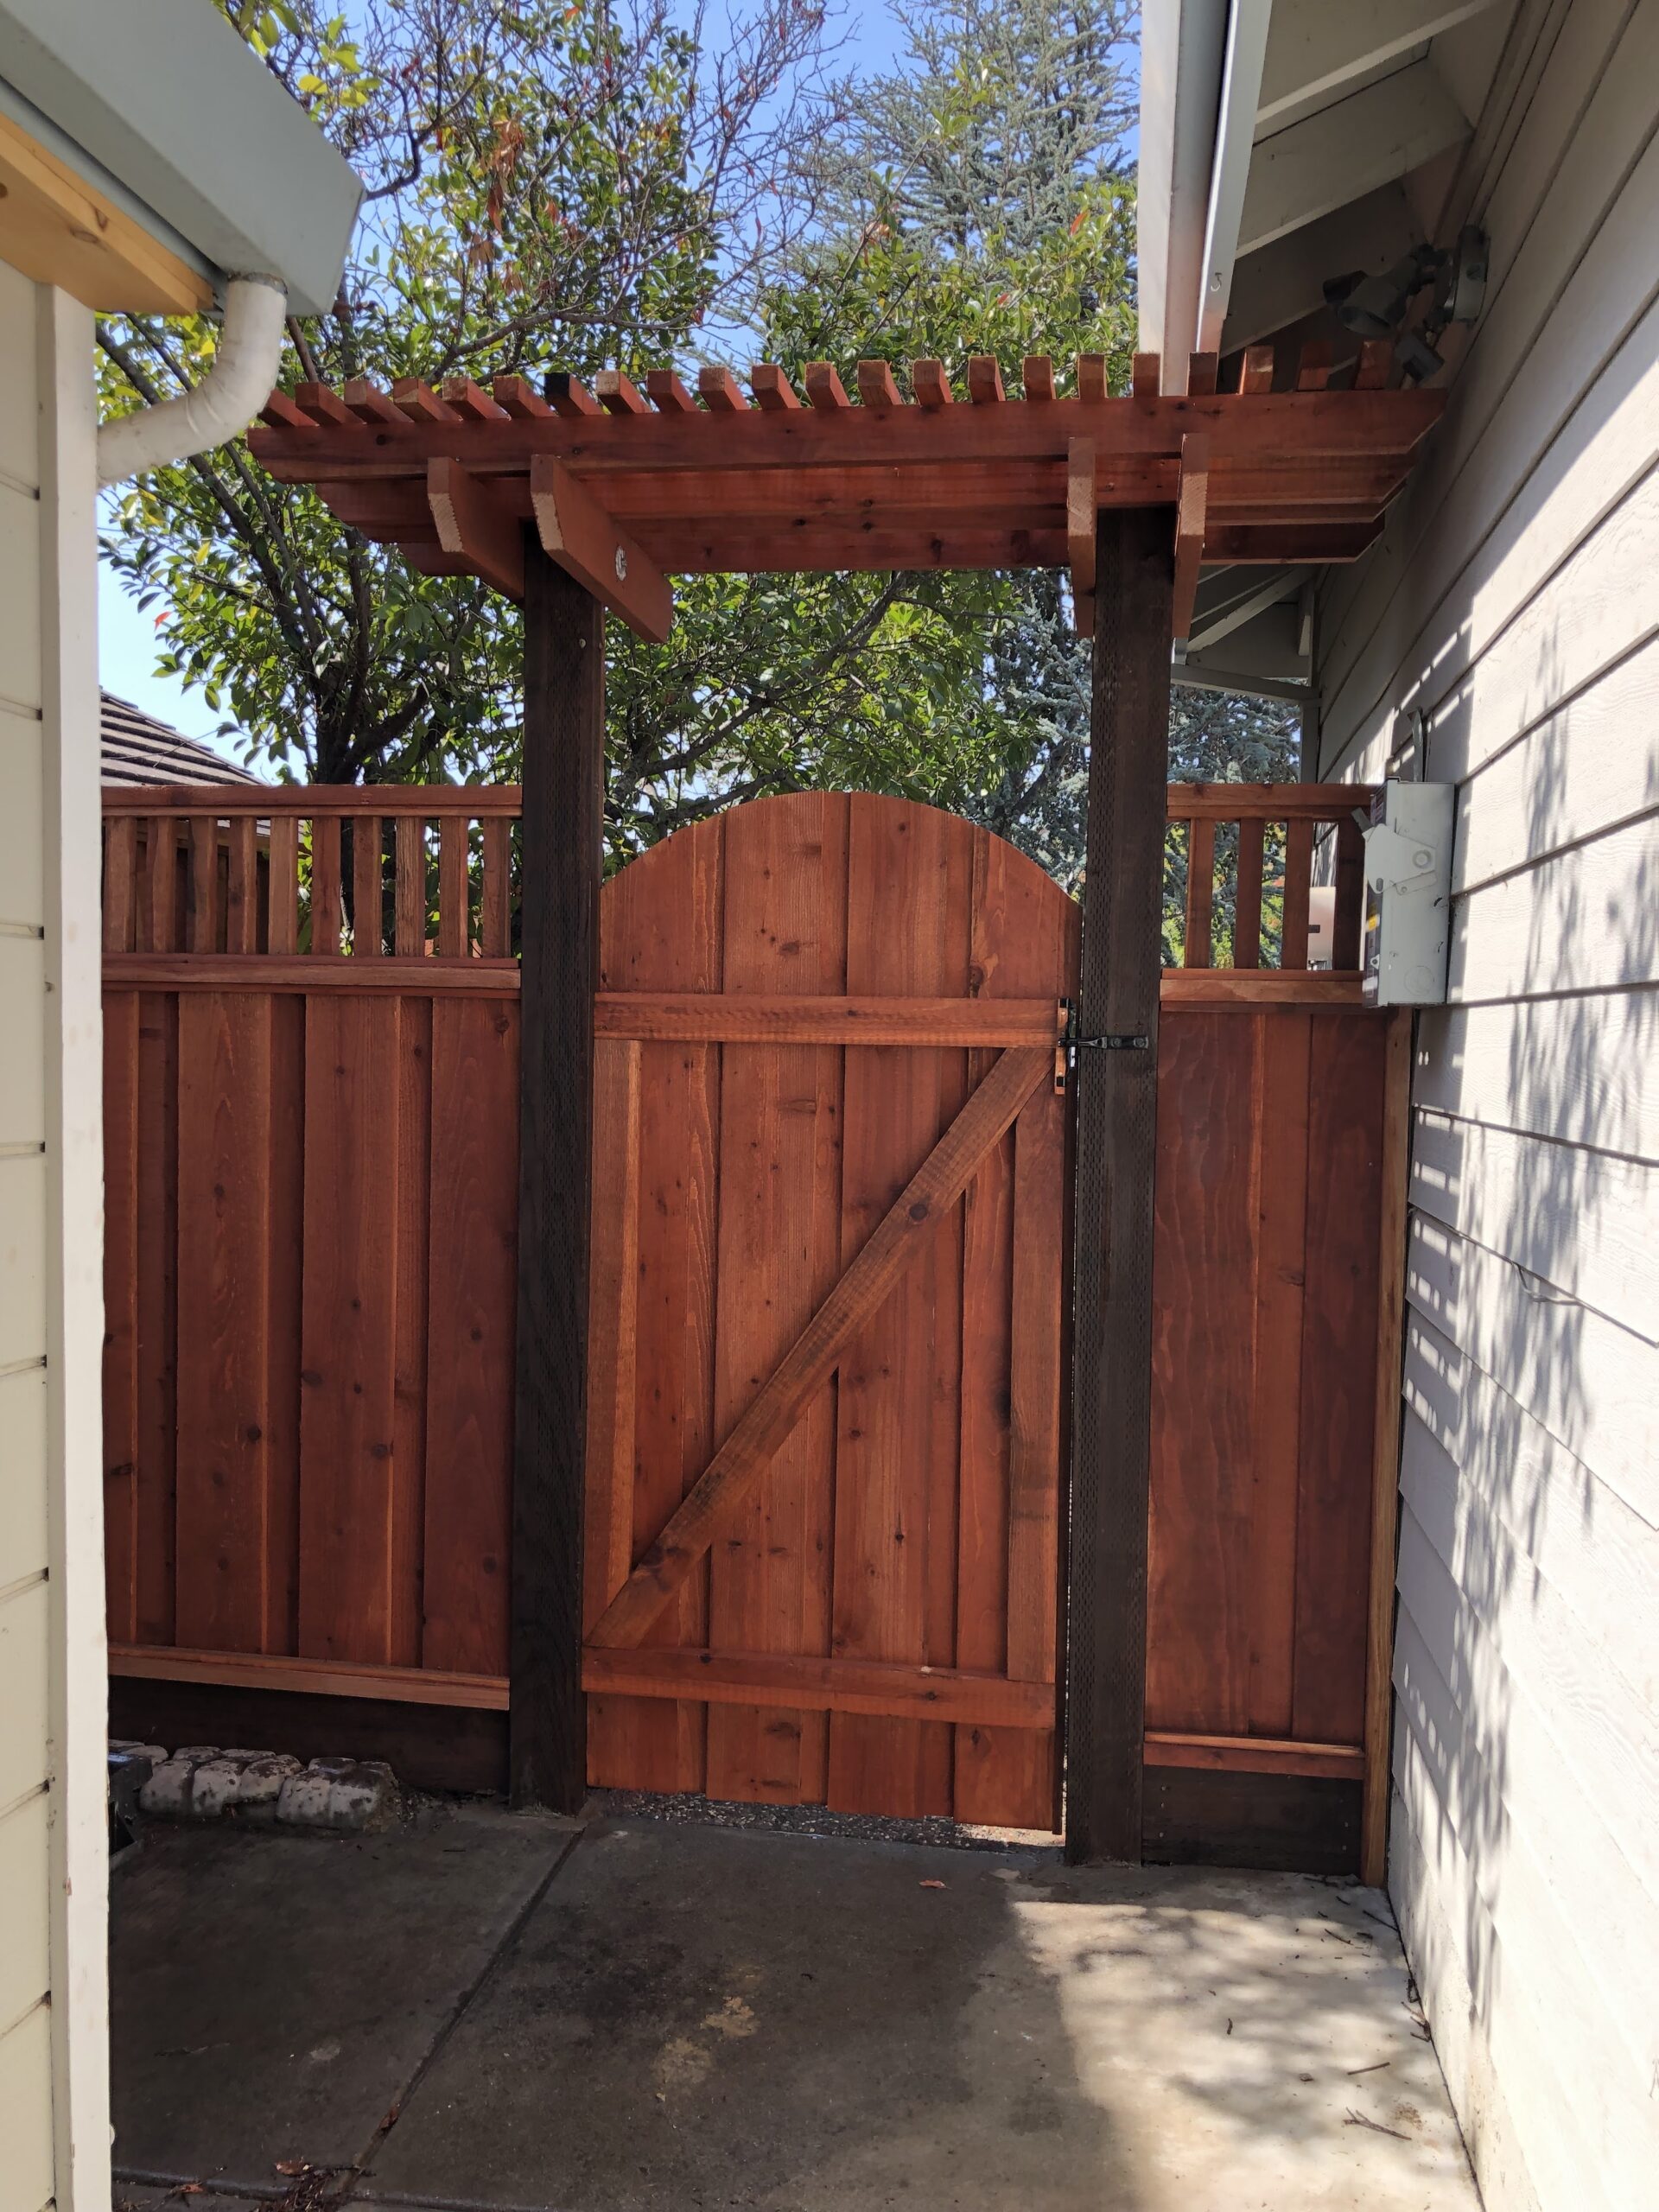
[1139, 0, 1272, 389]
[97, 274, 287, 486]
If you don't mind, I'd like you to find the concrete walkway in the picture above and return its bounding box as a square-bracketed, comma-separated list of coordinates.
[112, 1801, 1479, 2212]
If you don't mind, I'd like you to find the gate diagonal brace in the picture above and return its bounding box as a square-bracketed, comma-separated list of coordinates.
[587, 1044, 1051, 1650]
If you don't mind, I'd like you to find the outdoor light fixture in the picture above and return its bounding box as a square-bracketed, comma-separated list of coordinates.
[1324, 227, 1489, 383]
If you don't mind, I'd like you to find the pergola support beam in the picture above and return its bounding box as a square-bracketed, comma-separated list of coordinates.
[509, 538, 605, 1813]
[1066, 506, 1174, 1866]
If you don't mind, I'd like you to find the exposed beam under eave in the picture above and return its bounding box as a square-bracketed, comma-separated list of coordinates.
[1255, 0, 1503, 130]
[1239, 57, 1469, 257]
[1187, 565, 1311, 653]
[1173, 663, 1312, 705]
[1223, 181, 1421, 353]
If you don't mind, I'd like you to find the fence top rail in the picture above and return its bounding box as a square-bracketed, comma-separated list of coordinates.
[1167, 782, 1376, 819]
[102, 783, 524, 817]
[103, 780, 1376, 823]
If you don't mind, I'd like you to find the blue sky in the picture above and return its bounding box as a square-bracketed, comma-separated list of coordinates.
[98, 1, 916, 756]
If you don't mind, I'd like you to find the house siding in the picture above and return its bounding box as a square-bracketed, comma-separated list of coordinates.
[1311, 3, 1659, 2208]
[0, 257, 111, 2212]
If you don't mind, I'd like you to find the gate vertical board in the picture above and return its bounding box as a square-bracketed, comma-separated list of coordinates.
[583, 1040, 642, 1637]
[584, 814, 723, 1797]
[510, 544, 604, 1811]
[1066, 506, 1174, 1865]
[829, 799, 972, 1818]
[954, 830, 1078, 1831]
[705, 796, 846, 1807]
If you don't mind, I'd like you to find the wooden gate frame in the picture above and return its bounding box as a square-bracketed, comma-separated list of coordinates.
[246, 345, 1444, 1852]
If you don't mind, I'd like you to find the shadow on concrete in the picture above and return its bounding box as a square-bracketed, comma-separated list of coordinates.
[112, 1805, 1479, 2212]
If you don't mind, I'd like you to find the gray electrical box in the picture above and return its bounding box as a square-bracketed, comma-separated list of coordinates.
[1362, 779, 1455, 1006]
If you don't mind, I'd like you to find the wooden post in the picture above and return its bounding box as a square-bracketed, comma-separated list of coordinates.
[510, 535, 605, 1809]
[1361, 1006, 1414, 1884]
[1065, 506, 1174, 1865]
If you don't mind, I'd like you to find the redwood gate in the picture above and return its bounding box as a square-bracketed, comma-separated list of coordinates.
[103, 776, 1404, 1866]
[581, 793, 1074, 1829]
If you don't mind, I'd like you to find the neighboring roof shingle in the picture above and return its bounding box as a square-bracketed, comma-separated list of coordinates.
[100, 692, 264, 789]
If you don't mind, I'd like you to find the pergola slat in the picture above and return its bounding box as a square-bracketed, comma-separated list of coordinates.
[750, 363, 799, 410]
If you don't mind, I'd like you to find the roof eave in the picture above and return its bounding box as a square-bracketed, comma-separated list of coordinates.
[0, 0, 359, 314]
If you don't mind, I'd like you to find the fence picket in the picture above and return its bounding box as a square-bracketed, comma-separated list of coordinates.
[1234, 820, 1264, 968]
[438, 816, 468, 957]
[268, 818, 299, 953]
[353, 814, 385, 957]
[310, 816, 343, 956]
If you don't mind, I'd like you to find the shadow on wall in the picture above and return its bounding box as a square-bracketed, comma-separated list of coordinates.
[1396, 600, 1656, 2129]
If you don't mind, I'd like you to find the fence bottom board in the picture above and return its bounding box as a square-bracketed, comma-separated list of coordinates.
[1142, 1765, 1362, 1876]
[110, 1643, 507, 1710]
[109, 1675, 508, 1796]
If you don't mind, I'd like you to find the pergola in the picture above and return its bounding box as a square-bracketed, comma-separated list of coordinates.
[251, 340, 1440, 641]
[248, 340, 1441, 1859]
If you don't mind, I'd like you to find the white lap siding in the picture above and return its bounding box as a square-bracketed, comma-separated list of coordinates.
[0, 258, 111, 2212]
[1312, 3, 1659, 2206]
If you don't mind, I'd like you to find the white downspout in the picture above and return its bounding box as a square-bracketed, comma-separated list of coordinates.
[97, 274, 288, 486]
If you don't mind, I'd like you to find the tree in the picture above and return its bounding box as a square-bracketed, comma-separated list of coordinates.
[99, 0, 840, 788]
[749, 0, 1136, 886]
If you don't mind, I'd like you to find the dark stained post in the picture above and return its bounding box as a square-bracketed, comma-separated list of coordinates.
[1065, 506, 1174, 1865]
[510, 535, 605, 1810]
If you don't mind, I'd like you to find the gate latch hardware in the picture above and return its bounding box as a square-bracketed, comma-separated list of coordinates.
[1055, 1000, 1151, 1092]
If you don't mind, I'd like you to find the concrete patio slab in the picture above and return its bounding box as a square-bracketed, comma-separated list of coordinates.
[110, 1800, 578, 2192]
[359, 1814, 1478, 2212]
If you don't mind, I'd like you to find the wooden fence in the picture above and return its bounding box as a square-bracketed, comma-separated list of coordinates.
[103, 781, 1402, 1862]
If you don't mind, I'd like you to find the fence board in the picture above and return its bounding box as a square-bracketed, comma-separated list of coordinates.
[102, 993, 141, 1642]
[174, 993, 273, 1652]
[1146, 1012, 1259, 1733]
[134, 990, 180, 1645]
[1246, 1008, 1311, 1737]
[1293, 1012, 1386, 1745]
[265, 997, 306, 1653]
[297, 995, 404, 1662]
[423, 996, 518, 1675]
[389, 995, 431, 1667]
